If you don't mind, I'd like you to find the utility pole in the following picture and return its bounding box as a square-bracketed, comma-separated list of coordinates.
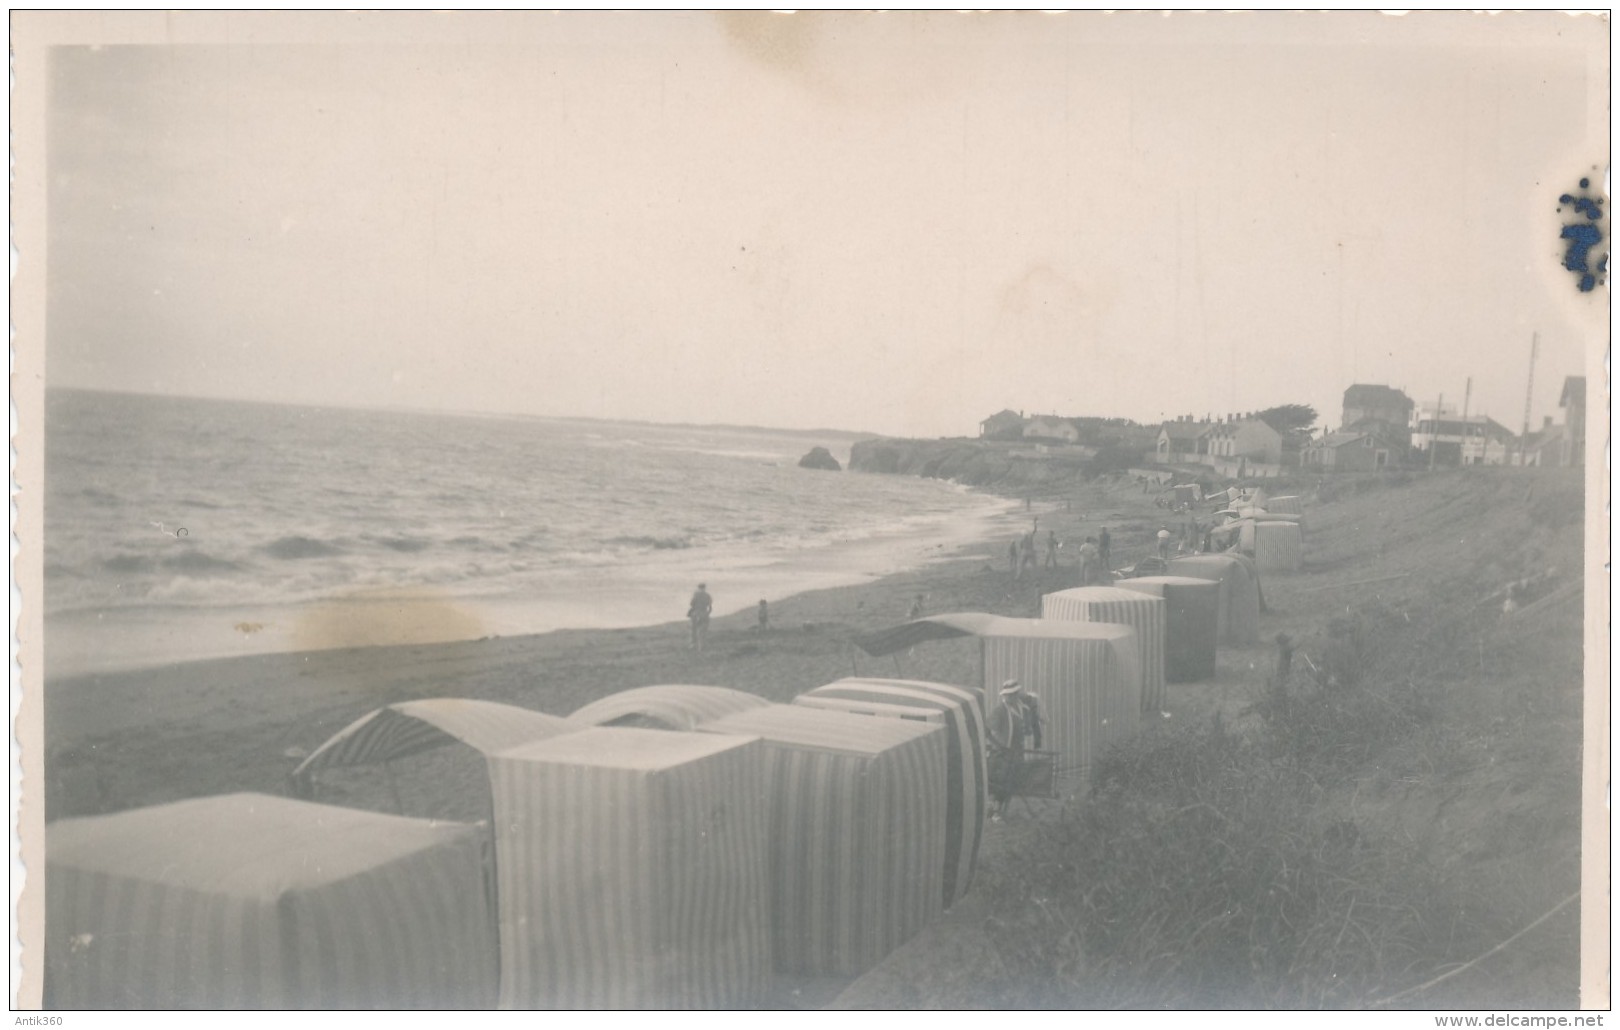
[1460, 377, 1472, 465]
[1519, 332, 1539, 467]
[1428, 393, 1443, 471]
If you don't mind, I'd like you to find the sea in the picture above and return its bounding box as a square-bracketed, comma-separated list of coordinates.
[43, 389, 1016, 678]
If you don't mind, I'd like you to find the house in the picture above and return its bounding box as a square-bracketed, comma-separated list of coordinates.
[1206, 419, 1283, 466]
[1517, 416, 1566, 467]
[1155, 418, 1215, 463]
[1342, 384, 1414, 446]
[1302, 431, 1391, 472]
[1023, 415, 1080, 444]
[1559, 376, 1585, 467]
[1410, 406, 1516, 466]
[978, 409, 1025, 441]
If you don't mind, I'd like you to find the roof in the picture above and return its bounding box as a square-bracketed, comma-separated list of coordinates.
[1343, 384, 1414, 410]
[570, 684, 771, 730]
[496, 725, 757, 771]
[48, 793, 477, 896]
[1026, 415, 1073, 429]
[1561, 376, 1586, 407]
[979, 408, 1023, 426]
[706, 704, 940, 756]
[1313, 431, 1370, 448]
[1159, 420, 1215, 442]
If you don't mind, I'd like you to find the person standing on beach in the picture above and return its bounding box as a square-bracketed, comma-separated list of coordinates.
[1098, 526, 1112, 570]
[1009, 539, 1021, 580]
[688, 583, 713, 651]
[1045, 530, 1060, 568]
[987, 679, 1044, 819]
[1156, 526, 1172, 559]
[757, 598, 769, 631]
[1076, 536, 1102, 585]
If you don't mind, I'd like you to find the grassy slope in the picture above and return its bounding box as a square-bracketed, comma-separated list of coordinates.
[835, 467, 1587, 1009]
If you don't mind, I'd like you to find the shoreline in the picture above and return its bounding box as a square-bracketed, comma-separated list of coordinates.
[43, 480, 1023, 681]
[43, 478, 1140, 820]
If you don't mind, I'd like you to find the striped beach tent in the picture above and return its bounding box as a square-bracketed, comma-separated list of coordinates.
[45, 794, 497, 1009]
[570, 684, 771, 730]
[489, 727, 772, 1009]
[1266, 495, 1305, 517]
[853, 615, 1142, 784]
[793, 678, 986, 909]
[1166, 554, 1263, 646]
[290, 698, 578, 798]
[700, 705, 947, 976]
[1041, 587, 1168, 715]
[1253, 520, 1304, 574]
[1114, 576, 1220, 683]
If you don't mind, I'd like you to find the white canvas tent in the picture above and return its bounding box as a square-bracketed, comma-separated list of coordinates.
[853, 614, 1142, 784]
[1040, 587, 1168, 714]
[489, 727, 773, 1008]
[794, 677, 986, 909]
[570, 687, 949, 977]
[45, 793, 497, 1009]
[1165, 554, 1264, 647]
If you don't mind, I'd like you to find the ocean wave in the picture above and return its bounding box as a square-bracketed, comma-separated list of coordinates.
[162, 550, 245, 576]
[605, 534, 694, 551]
[263, 535, 347, 560]
[370, 535, 432, 553]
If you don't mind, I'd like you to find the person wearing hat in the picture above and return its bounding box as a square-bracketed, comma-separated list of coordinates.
[687, 583, 713, 652]
[986, 678, 1044, 819]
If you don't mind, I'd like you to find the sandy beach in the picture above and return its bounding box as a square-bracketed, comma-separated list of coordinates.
[43, 480, 1133, 823]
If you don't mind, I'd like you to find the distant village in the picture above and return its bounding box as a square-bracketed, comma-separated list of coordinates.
[976, 377, 1587, 478]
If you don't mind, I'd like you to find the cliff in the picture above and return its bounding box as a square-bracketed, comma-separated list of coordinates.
[848, 437, 1106, 493]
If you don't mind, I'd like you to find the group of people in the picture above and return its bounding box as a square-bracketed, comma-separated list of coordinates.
[1010, 524, 1113, 585]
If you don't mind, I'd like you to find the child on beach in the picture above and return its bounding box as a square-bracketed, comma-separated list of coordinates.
[688, 583, 713, 651]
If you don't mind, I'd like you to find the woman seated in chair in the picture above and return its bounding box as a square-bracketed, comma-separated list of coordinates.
[987, 678, 1044, 820]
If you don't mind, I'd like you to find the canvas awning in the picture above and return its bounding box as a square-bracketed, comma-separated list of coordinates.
[794, 678, 987, 909]
[45, 793, 497, 1009]
[290, 698, 579, 797]
[569, 684, 771, 730]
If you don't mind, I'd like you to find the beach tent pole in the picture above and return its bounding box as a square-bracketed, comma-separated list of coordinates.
[385, 760, 405, 815]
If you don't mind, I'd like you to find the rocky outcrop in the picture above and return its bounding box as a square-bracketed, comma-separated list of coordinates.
[849, 437, 1106, 491]
[798, 446, 843, 471]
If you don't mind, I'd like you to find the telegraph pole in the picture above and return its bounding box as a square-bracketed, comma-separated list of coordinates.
[1428, 393, 1443, 471]
[1519, 332, 1539, 466]
[1460, 377, 1472, 465]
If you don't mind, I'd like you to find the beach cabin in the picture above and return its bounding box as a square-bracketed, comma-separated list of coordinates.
[489, 727, 773, 1008]
[852, 614, 1142, 786]
[45, 793, 498, 1009]
[1040, 587, 1168, 715]
[1165, 554, 1263, 647]
[1252, 520, 1304, 573]
[1113, 576, 1220, 682]
[794, 678, 987, 909]
[571, 686, 948, 977]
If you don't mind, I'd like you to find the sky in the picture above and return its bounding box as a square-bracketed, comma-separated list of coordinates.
[37, 11, 1610, 439]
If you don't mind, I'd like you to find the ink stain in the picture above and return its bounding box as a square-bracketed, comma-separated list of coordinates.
[1558, 175, 1608, 293]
